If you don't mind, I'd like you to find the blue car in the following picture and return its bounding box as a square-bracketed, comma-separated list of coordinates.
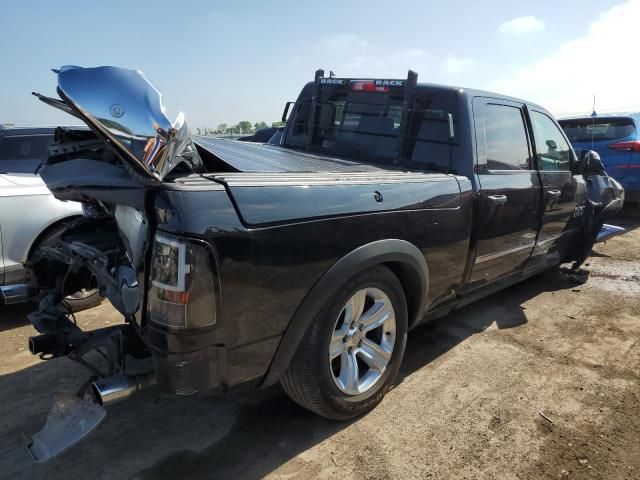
[559, 114, 640, 205]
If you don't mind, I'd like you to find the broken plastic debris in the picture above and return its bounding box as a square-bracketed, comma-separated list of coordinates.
[28, 391, 106, 462]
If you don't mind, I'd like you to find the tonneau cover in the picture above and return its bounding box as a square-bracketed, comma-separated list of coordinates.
[195, 137, 385, 173]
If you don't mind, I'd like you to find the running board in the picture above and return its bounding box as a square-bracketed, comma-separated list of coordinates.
[596, 224, 625, 243]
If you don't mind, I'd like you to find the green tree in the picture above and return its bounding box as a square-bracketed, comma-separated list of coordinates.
[237, 121, 253, 134]
[254, 121, 268, 131]
[215, 123, 228, 135]
[271, 121, 285, 128]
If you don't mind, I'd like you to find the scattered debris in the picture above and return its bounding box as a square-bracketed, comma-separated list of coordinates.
[559, 267, 591, 284]
[539, 412, 554, 424]
[331, 456, 338, 467]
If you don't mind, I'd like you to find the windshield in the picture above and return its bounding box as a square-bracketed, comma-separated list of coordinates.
[559, 117, 636, 143]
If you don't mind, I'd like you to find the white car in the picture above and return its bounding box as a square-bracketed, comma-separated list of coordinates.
[0, 126, 100, 310]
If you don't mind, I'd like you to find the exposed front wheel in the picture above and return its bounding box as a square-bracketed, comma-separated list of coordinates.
[31, 223, 104, 312]
[62, 286, 103, 312]
[281, 265, 408, 420]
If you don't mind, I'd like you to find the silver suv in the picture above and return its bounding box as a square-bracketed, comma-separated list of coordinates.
[0, 126, 100, 310]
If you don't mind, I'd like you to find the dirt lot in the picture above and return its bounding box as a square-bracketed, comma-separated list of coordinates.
[1, 217, 639, 480]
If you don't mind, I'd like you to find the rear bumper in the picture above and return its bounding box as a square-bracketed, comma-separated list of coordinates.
[147, 325, 281, 395]
[623, 188, 640, 204]
[618, 176, 640, 204]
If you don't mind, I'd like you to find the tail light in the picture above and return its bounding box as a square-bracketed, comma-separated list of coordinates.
[608, 140, 640, 152]
[147, 233, 219, 329]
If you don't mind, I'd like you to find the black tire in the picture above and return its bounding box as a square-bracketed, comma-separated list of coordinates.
[62, 288, 103, 312]
[281, 265, 408, 420]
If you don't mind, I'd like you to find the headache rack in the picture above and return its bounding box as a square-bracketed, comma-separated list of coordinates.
[307, 69, 419, 164]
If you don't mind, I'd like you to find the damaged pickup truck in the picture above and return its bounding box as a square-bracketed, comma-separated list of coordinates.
[25, 66, 624, 460]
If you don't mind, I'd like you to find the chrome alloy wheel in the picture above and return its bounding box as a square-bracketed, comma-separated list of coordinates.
[329, 288, 397, 396]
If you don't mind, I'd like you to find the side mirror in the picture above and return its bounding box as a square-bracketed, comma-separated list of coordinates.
[578, 149, 605, 175]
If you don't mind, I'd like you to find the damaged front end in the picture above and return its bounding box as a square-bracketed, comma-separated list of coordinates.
[567, 150, 626, 269]
[26, 65, 203, 461]
[26, 208, 154, 461]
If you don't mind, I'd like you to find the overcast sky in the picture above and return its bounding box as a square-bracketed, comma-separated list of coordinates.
[1, 0, 638, 129]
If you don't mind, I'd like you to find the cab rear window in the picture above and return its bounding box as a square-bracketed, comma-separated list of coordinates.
[559, 117, 636, 142]
[287, 81, 458, 172]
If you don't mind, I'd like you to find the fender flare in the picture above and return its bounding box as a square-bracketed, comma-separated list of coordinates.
[260, 239, 429, 387]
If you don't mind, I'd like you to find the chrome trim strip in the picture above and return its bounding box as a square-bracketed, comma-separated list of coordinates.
[475, 242, 535, 264]
[536, 232, 565, 246]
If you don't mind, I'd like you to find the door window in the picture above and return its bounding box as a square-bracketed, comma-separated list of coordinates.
[483, 104, 531, 171]
[531, 111, 572, 171]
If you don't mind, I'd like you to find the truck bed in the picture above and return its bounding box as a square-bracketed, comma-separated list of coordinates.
[195, 137, 385, 173]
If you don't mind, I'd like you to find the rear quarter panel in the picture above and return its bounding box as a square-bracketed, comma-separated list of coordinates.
[154, 173, 473, 357]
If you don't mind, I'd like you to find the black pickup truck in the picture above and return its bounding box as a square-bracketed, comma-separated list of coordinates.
[25, 66, 623, 460]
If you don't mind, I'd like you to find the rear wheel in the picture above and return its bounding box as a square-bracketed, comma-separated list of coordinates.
[281, 265, 407, 420]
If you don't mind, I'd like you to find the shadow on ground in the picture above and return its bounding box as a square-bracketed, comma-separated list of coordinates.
[3, 213, 637, 479]
[0, 302, 35, 333]
[0, 266, 582, 480]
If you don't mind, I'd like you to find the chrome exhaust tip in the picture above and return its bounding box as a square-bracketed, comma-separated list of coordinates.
[91, 373, 155, 406]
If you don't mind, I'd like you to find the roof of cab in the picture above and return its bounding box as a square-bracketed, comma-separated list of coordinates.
[301, 79, 547, 112]
[415, 82, 546, 110]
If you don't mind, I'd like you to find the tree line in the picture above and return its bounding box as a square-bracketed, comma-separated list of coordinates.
[196, 120, 285, 136]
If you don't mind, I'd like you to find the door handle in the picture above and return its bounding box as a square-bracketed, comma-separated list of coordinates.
[487, 194, 508, 205]
[546, 189, 561, 197]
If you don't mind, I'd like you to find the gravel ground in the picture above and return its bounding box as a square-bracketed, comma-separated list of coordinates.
[1, 216, 638, 480]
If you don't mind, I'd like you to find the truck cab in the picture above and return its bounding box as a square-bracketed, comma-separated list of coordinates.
[279, 71, 599, 289]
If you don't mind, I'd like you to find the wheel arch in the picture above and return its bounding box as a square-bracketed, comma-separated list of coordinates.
[26, 214, 82, 262]
[260, 239, 429, 388]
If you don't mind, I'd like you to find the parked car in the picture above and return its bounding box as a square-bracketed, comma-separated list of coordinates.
[0, 126, 101, 310]
[25, 66, 623, 461]
[559, 114, 640, 205]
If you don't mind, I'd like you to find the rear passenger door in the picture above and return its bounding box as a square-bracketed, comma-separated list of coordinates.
[469, 99, 542, 286]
